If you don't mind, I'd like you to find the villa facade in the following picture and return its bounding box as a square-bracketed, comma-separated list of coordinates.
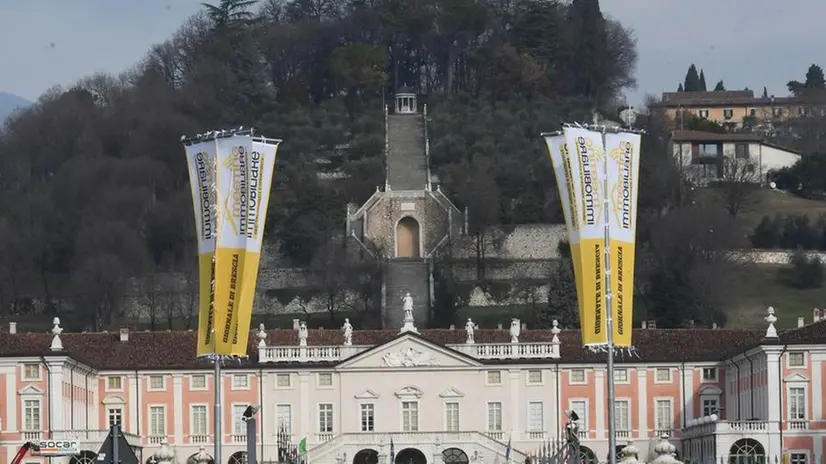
[0, 309, 824, 464]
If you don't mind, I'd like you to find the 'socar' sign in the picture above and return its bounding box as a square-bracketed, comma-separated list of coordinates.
[36, 440, 80, 456]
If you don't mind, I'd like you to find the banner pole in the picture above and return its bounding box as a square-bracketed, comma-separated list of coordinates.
[601, 128, 618, 464]
[214, 354, 223, 463]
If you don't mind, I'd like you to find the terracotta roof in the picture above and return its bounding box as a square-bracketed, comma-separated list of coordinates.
[651, 90, 826, 108]
[5, 324, 817, 369]
[671, 130, 763, 143]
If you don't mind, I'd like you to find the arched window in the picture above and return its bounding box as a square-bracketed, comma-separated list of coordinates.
[729, 439, 766, 464]
[442, 448, 470, 464]
[70, 452, 98, 464]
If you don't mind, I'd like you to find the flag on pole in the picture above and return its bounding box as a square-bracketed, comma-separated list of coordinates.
[389, 438, 395, 464]
[299, 436, 307, 462]
[505, 433, 512, 464]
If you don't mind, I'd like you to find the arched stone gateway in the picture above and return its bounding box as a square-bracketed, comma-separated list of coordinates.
[395, 447, 427, 464]
[729, 439, 766, 464]
[228, 451, 247, 464]
[71, 451, 98, 464]
[354, 449, 380, 464]
[442, 448, 469, 464]
[396, 216, 421, 258]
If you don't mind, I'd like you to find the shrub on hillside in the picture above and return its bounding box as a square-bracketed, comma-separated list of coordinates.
[751, 215, 782, 248]
[784, 249, 825, 289]
[751, 213, 826, 250]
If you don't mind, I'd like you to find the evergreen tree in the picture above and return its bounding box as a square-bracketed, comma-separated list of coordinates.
[683, 64, 700, 91]
[677, 83, 684, 92]
[713, 80, 725, 91]
[762, 86, 769, 98]
[699, 69, 707, 91]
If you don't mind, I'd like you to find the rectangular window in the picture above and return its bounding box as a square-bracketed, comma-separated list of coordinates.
[487, 371, 502, 384]
[23, 364, 40, 380]
[696, 144, 720, 157]
[723, 109, 733, 119]
[614, 400, 630, 431]
[360, 404, 375, 432]
[23, 400, 41, 430]
[527, 402, 544, 432]
[149, 406, 165, 437]
[107, 376, 122, 391]
[701, 368, 717, 382]
[570, 400, 587, 430]
[773, 107, 783, 117]
[276, 374, 291, 387]
[791, 454, 808, 464]
[570, 369, 586, 384]
[655, 399, 673, 431]
[318, 373, 333, 387]
[527, 370, 542, 384]
[149, 376, 165, 390]
[232, 374, 249, 390]
[735, 143, 750, 159]
[402, 401, 419, 432]
[191, 375, 207, 390]
[445, 403, 460, 432]
[233, 405, 248, 435]
[655, 368, 671, 383]
[108, 408, 123, 428]
[276, 404, 292, 434]
[191, 405, 208, 436]
[487, 402, 503, 431]
[789, 387, 806, 420]
[614, 369, 628, 383]
[788, 353, 805, 367]
[749, 108, 756, 117]
[319, 404, 334, 433]
[699, 109, 709, 119]
[702, 398, 719, 417]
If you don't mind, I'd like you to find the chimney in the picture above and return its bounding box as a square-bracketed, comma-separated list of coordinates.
[814, 308, 822, 323]
[292, 319, 300, 330]
[647, 320, 657, 329]
[688, 320, 695, 328]
[521, 323, 527, 330]
[9, 322, 16, 334]
[712, 322, 718, 329]
[641, 321, 647, 329]
[797, 317, 805, 328]
[449, 325, 455, 330]
[119, 327, 129, 342]
[497, 323, 503, 330]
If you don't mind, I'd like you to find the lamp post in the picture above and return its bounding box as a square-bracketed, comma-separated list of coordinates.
[242, 405, 261, 464]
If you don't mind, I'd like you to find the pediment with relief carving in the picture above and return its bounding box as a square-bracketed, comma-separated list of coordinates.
[395, 385, 423, 399]
[336, 333, 482, 369]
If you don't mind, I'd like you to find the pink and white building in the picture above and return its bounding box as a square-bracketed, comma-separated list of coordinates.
[0, 309, 824, 464]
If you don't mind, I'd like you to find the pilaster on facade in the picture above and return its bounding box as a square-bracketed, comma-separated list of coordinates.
[45, 357, 67, 432]
[128, 373, 139, 434]
[594, 369, 606, 440]
[173, 374, 184, 444]
[5, 367, 17, 432]
[508, 369, 520, 433]
[637, 369, 648, 437]
[299, 372, 311, 442]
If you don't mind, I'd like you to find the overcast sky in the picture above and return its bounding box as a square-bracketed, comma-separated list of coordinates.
[0, 0, 821, 104]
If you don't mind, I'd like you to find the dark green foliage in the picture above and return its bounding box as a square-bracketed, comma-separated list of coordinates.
[784, 250, 824, 289]
[751, 213, 826, 250]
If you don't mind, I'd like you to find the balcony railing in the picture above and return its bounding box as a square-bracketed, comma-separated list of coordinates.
[616, 430, 631, 439]
[231, 434, 247, 443]
[148, 435, 166, 445]
[259, 342, 559, 363]
[22, 431, 41, 441]
[51, 429, 141, 443]
[788, 420, 808, 430]
[189, 435, 211, 444]
[682, 420, 770, 438]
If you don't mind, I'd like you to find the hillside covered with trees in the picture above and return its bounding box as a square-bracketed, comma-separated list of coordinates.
[2, 0, 814, 332]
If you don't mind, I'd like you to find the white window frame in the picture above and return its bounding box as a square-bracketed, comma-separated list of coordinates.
[614, 398, 631, 432]
[232, 403, 248, 436]
[275, 404, 292, 434]
[275, 373, 291, 389]
[654, 368, 672, 384]
[699, 109, 709, 119]
[317, 372, 334, 389]
[231, 374, 250, 391]
[526, 369, 543, 385]
[106, 375, 123, 392]
[148, 404, 167, 437]
[568, 398, 588, 431]
[569, 369, 587, 385]
[613, 368, 629, 384]
[190, 404, 209, 437]
[787, 352, 806, 369]
[107, 407, 123, 428]
[701, 368, 718, 383]
[487, 401, 503, 432]
[526, 401, 544, 432]
[444, 402, 460, 432]
[723, 108, 734, 120]
[318, 403, 334, 433]
[789, 452, 809, 464]
[702, 398, 720, 417]
[147, 375, 166, 391]
[22, 363, 41, 381]
[787, 385, 807, 421]
[190, 374, 208, 391]
[486, 370, 502, 385]
[22, 398, 42, 431]
[401, 401, 419, 432]
[359, 402, 375, 432]
[654, 397, 673, 431]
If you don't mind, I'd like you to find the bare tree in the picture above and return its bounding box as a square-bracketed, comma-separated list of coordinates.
[716, 154, 762, 217]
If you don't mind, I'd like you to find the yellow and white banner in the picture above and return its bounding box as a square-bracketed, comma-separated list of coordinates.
[543, 135, 585, 328]
[605, 131, 641, 347]
[562, 126, 608, 346]
[231, 139, 280, 355]
[184, 140, 219, 356]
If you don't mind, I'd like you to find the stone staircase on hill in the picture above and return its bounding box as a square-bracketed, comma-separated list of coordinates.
[384, 258, 430, 328]
[386, 113, 428, 190]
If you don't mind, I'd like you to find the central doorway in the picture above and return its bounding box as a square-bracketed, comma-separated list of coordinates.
[395, 448, 427, 464]
[396, 216, 421, 258]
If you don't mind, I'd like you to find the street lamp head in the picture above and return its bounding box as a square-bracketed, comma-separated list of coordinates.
[242, 404, 261, 420]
